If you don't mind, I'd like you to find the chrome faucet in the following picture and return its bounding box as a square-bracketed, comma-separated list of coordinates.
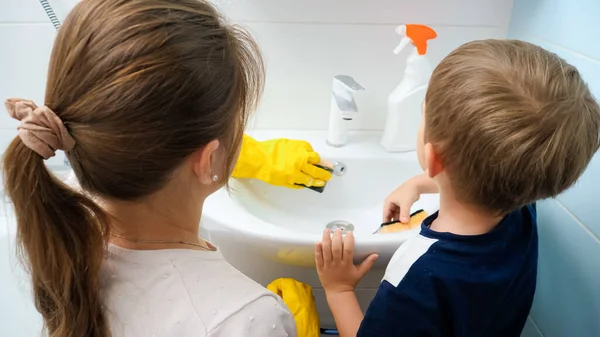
[327, 75, 365, 147]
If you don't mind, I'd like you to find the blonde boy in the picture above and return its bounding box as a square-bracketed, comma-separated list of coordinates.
[315, 40, 600, 337]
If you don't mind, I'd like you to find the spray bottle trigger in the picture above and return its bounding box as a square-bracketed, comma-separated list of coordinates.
[405, 24, 437, 55]
[393, 37, 411, 55]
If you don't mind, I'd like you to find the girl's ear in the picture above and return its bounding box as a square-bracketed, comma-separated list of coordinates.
[425, 143, 444, 178]
[192, 139, 220, 185]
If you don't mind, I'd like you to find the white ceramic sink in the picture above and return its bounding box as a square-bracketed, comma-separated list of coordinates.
[203, 130, 439, 268]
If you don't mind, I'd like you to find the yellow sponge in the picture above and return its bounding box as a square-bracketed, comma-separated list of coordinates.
[376, 210, 428, 234]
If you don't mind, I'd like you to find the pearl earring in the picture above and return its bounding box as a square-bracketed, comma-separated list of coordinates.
[212, 175, 218, 182]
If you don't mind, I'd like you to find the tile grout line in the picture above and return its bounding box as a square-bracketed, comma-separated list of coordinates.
[554, 199, 600, 244]
[528, 35, 600, 65]
[528, 316, 544, 337]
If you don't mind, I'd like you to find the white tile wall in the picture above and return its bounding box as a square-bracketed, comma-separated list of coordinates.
[0, 0, 514, 135]
[0, 0, 52, 22]
[214, 0, 513, 26]
[213, 0, 514, 130]
[246, 23, 505, 130]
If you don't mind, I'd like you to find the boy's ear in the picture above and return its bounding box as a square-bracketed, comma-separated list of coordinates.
[425, 142, 444, 178]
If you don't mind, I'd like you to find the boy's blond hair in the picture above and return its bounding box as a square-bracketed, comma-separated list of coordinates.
[425, 39, 600, 214]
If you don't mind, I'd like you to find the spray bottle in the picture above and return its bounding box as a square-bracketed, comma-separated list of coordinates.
[381, 24, 437, 152]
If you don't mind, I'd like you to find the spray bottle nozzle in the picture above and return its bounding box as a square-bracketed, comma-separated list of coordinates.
[393, 24, 437, 56]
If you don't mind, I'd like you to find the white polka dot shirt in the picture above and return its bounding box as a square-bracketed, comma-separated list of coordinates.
[100, 245, 297, 337]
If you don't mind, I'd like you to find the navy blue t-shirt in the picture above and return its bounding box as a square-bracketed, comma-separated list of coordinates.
[358, 204, 538, 337]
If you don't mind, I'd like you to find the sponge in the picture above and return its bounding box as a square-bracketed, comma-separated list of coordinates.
[375, 209, 428, 234]
[295, 163, 333, 193]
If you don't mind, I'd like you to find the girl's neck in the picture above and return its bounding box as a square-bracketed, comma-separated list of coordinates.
[100, 183, 206, 250]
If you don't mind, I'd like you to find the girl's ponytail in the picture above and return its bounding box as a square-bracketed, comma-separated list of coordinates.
[3, 99, 110, 337]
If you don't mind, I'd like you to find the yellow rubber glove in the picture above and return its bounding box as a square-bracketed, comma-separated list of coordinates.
[232, 135, 333, 189]
[267, 278, 320, 337]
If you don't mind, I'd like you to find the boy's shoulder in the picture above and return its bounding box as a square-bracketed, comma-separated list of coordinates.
[357, 205, 538, 337]
[384, 204, 537, 288]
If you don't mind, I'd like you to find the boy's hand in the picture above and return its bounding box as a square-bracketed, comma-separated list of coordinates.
[315, 229, 379, 294]
[383, 180, 421, 223]
[383, 173, 438, 223]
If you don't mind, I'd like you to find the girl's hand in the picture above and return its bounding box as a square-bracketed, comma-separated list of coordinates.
[232, 135, 332, 189]
[315, 229, 378, 294]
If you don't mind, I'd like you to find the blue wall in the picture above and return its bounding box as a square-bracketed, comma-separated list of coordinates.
[509, 1, 600, 337]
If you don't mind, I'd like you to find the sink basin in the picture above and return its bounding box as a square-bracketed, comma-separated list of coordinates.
[202, 130, 439, 269]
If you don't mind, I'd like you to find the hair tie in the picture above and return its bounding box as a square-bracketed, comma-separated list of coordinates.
[4, 98, 75, 159]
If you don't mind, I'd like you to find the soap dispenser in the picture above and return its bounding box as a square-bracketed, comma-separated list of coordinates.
[381, 24, 437, 152]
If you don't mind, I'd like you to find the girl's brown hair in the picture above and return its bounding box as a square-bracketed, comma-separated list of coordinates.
[2, 0, 264, 336]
